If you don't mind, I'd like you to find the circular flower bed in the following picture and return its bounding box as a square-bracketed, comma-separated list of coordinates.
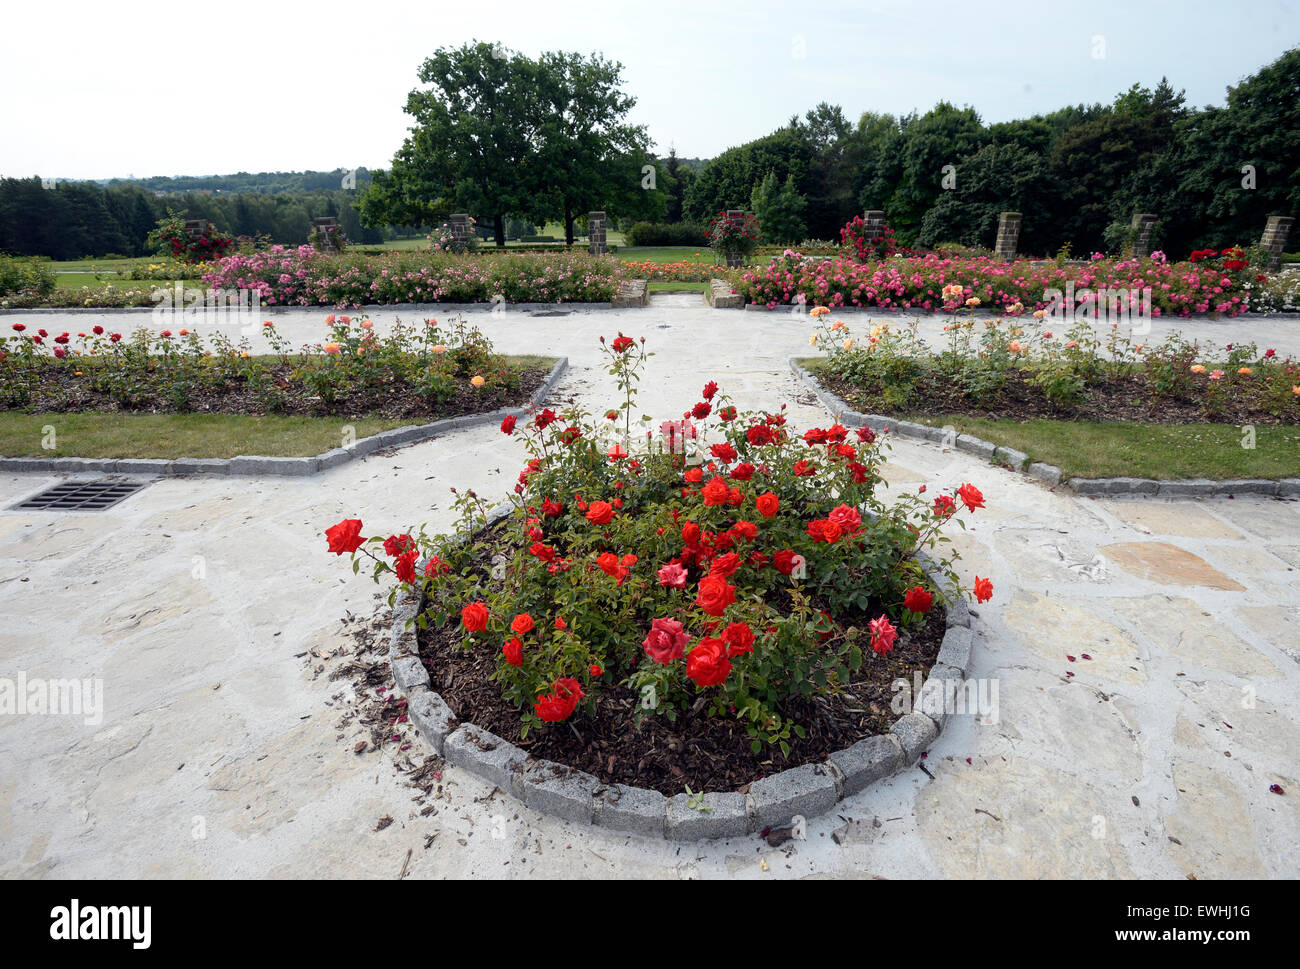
[325, 334, 993, 831]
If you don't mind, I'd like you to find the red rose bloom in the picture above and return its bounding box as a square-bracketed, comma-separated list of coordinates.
[701, 477, 731, 506]
[500, 414, 517, 435]
[793, 460, 816, 477]
[586, 500, 614, 525]
[383, 533, 415, 557]
[957, 483, 985, 511]
[681, 521, 701, 544]
[857, 426, 876, 444]
[903, 586, 934, 613]
[542, 497, 564, 517]
[395, 548, 418, 584]
[686, 637, 731, 687]
[729, 520, 758, 541]
[710, 442, 737, 463]
[827, 504, 862, 536]
[772, 549, 798, 575]
[973, 576, 993, 603]
[534, 408, 558, 429]
[933, 495, 956, 518]
[729, 462, 755, 481]
[684, 467, 703, 484]
[746, 424, 776, 446]
[755, 492, 779, 518]
[718, 406, 737, 422]
[611, 333, 635, 353]
[709, 552, 741, 577]
[701, 380, 718, 400]
[325, 519, 364, 555]
[461, 601, 489, 633]
[534, 678, 585, 722]
[511, 613, 535, 635]
[695, 573, 737, 616]
[722, 621, 755, 657]
[503, 637, 523, 667]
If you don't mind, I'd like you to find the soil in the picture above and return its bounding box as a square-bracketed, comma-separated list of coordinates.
[816, 368, 1298, 426]
[414, 521, 945, 795]
[3, 363, 550, 420]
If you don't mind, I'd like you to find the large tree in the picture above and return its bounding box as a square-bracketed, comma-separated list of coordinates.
[360, 42, 539, 245]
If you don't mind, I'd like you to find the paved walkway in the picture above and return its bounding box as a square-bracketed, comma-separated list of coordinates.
[1, 296, 1297, 878]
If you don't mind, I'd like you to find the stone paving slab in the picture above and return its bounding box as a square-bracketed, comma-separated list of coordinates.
[0, 295, 1296, 878]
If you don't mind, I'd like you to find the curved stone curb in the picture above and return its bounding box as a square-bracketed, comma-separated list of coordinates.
[386, 505, 973, 841]
[0, 357, 569, 479]
[789, 357, 1300, 499]
[0, 299, 649, 315]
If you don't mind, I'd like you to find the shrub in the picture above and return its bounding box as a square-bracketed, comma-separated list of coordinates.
[624, 222, 707, 247]
[0, 255, 55, 298]
[146, 211, 234, 264]
[327, 335, 990, 752]
[841, 216, 898, 262]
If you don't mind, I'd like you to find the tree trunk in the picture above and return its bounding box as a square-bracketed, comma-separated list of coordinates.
[494, 213, 505, 248]
[564, 203, 574, 247]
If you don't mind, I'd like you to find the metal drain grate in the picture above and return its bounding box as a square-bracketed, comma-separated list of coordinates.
[14, 480, 147, 511]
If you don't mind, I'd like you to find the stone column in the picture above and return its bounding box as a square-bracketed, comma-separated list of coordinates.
[184, 219, 209, 241]
[994, 212, 1021, 261]
[862, 210, 885, 239]
[1259, 215, 1294, 272]
[1131, 212, 1158, 260]
[588, 211, 607, 255]
[448, 213, 470, 250]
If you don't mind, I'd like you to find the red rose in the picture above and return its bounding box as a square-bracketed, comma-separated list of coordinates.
[395, 548, 418, 584]
[730, 520, 758, 541]
[772, 549, 797, 575]
[511, 613, 535, 635]
[827, 504, 862, 535]
[534, 678, 585, 722]
[503, 637, 523, 667]
[856, 426, 876, 444]
[709, 552, 741, 577]
[701, 477, 731, 506]
[957, 483, 985, 511]
[424, 556, 451, 577]
[542, 497, 564, 517]
[719, 406, 737, 422]
[933, 495, 956, 518]
[729, 462, 755, 481]
[586, 500, 614, 525]
[461, 601, 489, 633]
[710, 442, 737, 463]
[534, 408, 558, 429]
[500, 414, 517, 435]
[611, 333, 635, 353]
[903, 586, 933, 613]
[383, 533, 415, 557]
[325, 519, 364, 555]
[869, 615, 897, 655]
[684, 467, 703, 484]
[803, 428, 827, 445]
[793, 459, 816, 477]
[686, 637, 731, 687]
[695, 573, 737, 616]
[692, 401, 712, 419]
[701, 380, 718, 400]
[722, 621, 755, 657]
[755, 492, 779, 518]
[973, 576, 993, 603]
[746, 424, 775, 446]
[681, 522, 701, 544]
[643, 617, 689, 664]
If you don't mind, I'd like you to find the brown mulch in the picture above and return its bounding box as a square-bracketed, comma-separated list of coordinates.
[4, 364, 549, 420]
[416, 603, 943, 796]
[817, 368, 1298, 425]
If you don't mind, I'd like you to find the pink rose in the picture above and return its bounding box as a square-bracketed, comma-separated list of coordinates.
[657, 562, 688, 589]
[643, 617, 689, 665]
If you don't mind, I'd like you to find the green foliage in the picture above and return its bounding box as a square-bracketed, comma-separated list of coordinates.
[625, 222, 707, 247]
[0, 254, 55, 297]
[750, 172, 807, 245]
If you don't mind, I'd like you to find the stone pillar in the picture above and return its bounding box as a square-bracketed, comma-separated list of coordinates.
[1131, 212, 1158, 260]
[994, 212, 1021, 261]
[588, 211, 607, 255]
[184, 219, 209, 241]
[448, 213, 471, 250]
[862, 210, 885, 239]
[312, 217, 342, 252]
[1259, 215, 1294, 272]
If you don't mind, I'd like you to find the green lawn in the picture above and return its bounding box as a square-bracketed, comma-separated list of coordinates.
[0, 413, 413, 459]
[616, 247, 716, 265]
[906, 415, 1300, 481]
[52, 273, 195, 291]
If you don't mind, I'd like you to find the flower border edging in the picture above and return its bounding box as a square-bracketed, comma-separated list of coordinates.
[788, 357, 1300, 499]
[0, 357, 569, 478]
[386, 504, 973, 841]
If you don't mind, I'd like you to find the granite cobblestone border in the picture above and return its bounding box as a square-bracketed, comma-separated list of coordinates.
[0, 358, 569, 479]
[386, 506, 974, 841]
[789, 357, 1300, 499]
[0, 296, 654, 315]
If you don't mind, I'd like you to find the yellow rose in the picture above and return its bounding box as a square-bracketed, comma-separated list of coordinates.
[471, 375, 485, 387]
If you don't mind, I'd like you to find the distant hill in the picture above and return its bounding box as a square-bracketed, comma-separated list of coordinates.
[101, 169, 376, 195]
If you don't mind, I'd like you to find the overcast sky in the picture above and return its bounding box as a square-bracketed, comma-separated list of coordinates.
[2, 0, 1296, 180]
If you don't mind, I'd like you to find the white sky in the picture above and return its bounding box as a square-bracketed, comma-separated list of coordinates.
[2, 0, 1297, 180]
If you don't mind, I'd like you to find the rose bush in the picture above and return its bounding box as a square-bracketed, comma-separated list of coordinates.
[328, 334, 993, 757]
